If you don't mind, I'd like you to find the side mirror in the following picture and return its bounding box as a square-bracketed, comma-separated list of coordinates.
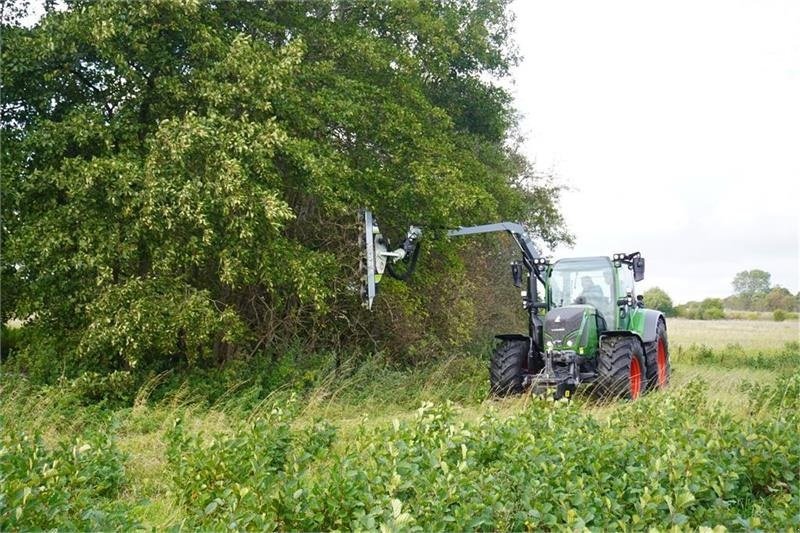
[510, 261, 522, 288]
[636, 294, 645, 308]
[633, 257, 645, 282]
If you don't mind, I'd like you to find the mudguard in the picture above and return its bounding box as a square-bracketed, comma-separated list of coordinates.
[494, 334, 530, 343]
[628, 309, 664, 343]
[599, 330, 643, 347]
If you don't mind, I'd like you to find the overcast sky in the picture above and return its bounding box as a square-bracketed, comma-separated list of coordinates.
[507, 0, 800, 303]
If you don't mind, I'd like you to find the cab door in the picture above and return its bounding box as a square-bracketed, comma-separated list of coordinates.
[616, 266, 636, 330]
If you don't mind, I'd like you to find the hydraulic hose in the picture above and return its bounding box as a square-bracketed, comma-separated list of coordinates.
[387, 240, 421, 281]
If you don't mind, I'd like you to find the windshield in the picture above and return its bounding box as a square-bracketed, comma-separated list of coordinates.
[549, 258, 615, 326]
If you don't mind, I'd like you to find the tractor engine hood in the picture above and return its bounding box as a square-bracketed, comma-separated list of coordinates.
[543, 306, 593, 349]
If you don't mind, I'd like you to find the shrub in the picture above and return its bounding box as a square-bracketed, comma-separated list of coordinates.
[702, 307, 725, 320]
[773, 309, 787, 322]
[677, 298, 726, 320]
[3, 324, 83, 384]
[57, 371, 137, 406]
[0, 428, 136, 530]
[165, 378, 800, 530]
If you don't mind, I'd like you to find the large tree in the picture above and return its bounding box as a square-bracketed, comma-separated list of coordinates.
[2, 0, 570, 379]
[731, 269, 771, 310]
[732, 270, 771, 297]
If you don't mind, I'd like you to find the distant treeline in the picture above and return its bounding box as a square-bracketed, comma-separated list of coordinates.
[643, 269, 799, 321]
[675, 299, 798, 321]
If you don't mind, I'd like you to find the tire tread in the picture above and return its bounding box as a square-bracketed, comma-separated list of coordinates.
[595, 336, 645, 399]
[644, 319, 670, 390]
[490, 340, 527, 396]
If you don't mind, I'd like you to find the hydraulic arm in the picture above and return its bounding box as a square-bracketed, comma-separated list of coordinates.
[359, 211, 545, 307]
[358, 209, 548, 353]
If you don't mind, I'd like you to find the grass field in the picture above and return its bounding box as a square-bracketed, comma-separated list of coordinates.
[669, 317, 799, 350]
[2, 318, 799, 530]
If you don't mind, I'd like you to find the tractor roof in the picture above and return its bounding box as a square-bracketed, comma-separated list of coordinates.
[553, 256, 613, 266]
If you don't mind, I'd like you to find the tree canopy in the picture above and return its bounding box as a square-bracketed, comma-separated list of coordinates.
[1, 0, 571, 380]
[732, 270, 771, 298]
[642, 287, 674, 317]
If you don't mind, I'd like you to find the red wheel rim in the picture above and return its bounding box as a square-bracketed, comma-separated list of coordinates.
[629, 356, 642, 399]
[657, 338, 668, 388]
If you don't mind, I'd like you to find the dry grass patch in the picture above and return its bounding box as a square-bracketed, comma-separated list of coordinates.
[668, 318, 799, 350]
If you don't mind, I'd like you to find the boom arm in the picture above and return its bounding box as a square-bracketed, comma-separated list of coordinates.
[448, 222, 547, 316]
[447, 222, 541, 266]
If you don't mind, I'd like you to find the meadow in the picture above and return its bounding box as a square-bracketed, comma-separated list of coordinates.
[1, 318, 798, 530]
[669, 318, 799, 350]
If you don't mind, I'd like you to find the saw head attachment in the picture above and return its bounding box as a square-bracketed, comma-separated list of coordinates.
[358, 209, 378, 309]
[358, 209, 422, 309]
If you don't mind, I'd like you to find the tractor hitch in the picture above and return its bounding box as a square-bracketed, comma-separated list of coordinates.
[525, 350, 595, 400]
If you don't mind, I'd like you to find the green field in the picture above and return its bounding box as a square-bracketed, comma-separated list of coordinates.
[2, 318, 799, 530]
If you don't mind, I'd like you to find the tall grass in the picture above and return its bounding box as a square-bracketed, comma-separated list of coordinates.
[671, 341, 800, 370]
[3, 321, 800, 530]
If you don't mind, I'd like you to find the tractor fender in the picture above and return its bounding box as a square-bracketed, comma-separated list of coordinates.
[494, 334, 530, 343]
[630, 309, 665, 343]
[494, 334, 532, 354]
[600, 331, 644, 348]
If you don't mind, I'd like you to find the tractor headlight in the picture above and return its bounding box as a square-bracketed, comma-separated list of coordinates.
[566, 340, 574, 348]
[546, 341, 553, 350]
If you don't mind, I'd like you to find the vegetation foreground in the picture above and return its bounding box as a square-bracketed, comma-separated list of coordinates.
[1, 320, 799, 531]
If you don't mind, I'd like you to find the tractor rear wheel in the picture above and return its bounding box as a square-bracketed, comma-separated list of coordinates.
[490, 339, 527, 396]
[645, 319, 670, 390]
[595, 336, 645, 400]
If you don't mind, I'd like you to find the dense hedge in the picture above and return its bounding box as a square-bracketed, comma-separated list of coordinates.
[1, 0, 570, 382]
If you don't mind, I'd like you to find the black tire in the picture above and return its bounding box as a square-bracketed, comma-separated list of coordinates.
[644, 319, 670, 390]
[490, 339, 528, 396]
[594, 336, 646, 400]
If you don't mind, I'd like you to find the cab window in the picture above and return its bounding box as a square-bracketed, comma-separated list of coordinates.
[549, 258, 615, 326]
[618, 266, 635, 298]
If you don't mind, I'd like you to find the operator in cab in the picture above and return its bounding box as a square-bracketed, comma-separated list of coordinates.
[576, 276, 603, 305]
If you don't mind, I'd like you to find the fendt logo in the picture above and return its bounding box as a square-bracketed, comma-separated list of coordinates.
[555, 315, 562, 323]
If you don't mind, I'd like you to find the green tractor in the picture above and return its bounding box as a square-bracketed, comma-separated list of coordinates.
[359, 210, 670, 400]
[492, 253, 670, 400]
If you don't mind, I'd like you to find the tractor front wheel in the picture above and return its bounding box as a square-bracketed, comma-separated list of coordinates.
[645, 319, 670, 390]
[595, 336, 646, 400]
[490, 339, 527, 396]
